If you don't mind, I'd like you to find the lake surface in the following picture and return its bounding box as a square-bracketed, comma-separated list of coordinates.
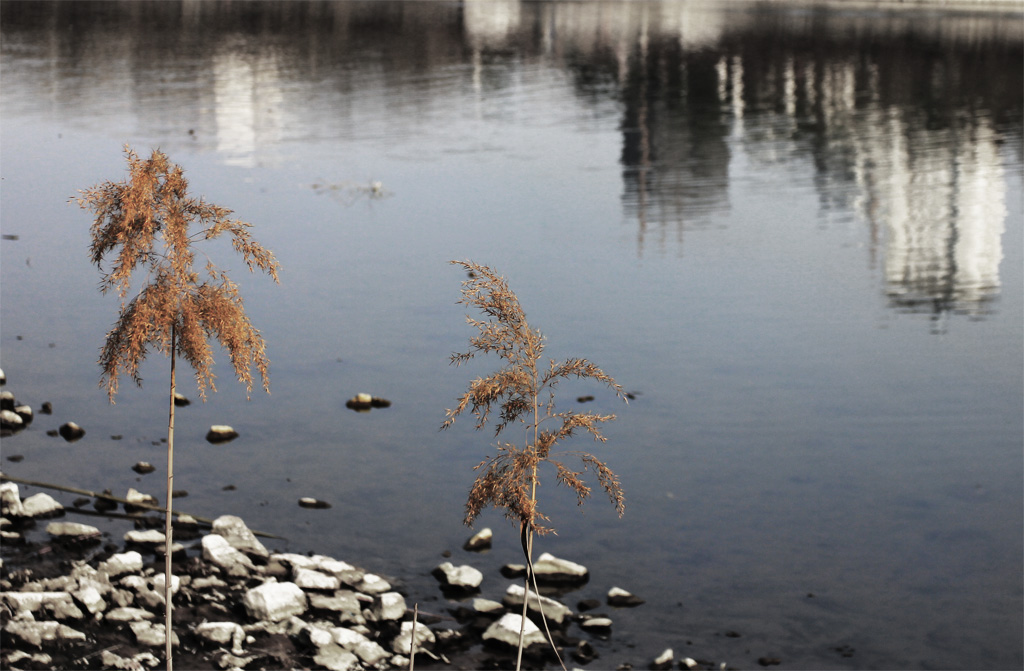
[1, 1, 1022, 668]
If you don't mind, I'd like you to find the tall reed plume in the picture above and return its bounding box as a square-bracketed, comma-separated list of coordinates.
[442, 260, 626, 668]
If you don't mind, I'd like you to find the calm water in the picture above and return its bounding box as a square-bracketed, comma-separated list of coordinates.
[1, 1, 1022, 668]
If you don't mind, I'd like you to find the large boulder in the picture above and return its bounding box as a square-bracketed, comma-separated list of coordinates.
[432, 562, 483, 590]
[202, 533, 255, 575]
[243, 581, 307, 622]
[211, 514, 269, 558]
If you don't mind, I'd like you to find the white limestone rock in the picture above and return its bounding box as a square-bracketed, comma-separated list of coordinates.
[651, 647, 674, 670]
[502, 583, 572, 626]
[1, 481, 24, 517]
[432, 561, 483, 590]
[463, 527, 493, 551]
[196, 622, 246, 654]
[391, 619, 436, 655]
[99, 551, 144, 578]
[71, 584, 107, 615]
[3, 620, 87, 647]
[332, 627, 389, 666]
[202, 533, 256, 575]
[1, 409, 23, 430]
[471, 597, 505, 616]
[370, 591, 406, 621]
[206, 425, 239, 443]
[129, 621, 179, 647]
[211, 514, 269, 558]
[45, 521, 101, 539]
[533, 552, 588, 583]
[482, 613, 546, 649]
[294, 567, 340, 591]
[105, 607, 156, 622]
[355, 572, 390, 594]
[607, 586, 646, 607]
[243, 580, 307, 622]
[20, 492, 63, 518]
[313, 644, 362, 671]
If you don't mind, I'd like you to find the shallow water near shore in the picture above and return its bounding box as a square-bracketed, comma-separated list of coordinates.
[1, 1, 1022, 669]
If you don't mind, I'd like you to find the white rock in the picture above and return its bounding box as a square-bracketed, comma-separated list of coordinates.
[463, 527, 493, 551]
[3, 620, 86, 647]
[391, 619, 436, 655]
[482, 613, 546, 649]
[125, 488, 158, 509]
[151, 573, 181, 596]
[196, 622, 246, 650]
[125, 529, 166, 545]
[4, 592, 74, 616]
[1, 409, 23, 429]
[503, 583, 572, 625]
[433, 561, 483, 589]
[313, 644, 361, 671]
[580, 616, 613, 631]
[607, 586, 645, 607]
[306, 591, 363, 623]
[304, 624, 335, 648]
[533, 552, 588, 583]
[129, 621, 179, 647]
[652, 648, 674, 669]
[202, 533, 255, 575]
[45, 521, 100, 538]
[72, 585, 106, 615]
[471, 597, 505, 615]
[355, 573, 390, 594]
[682, 658, 700, 669]
[206, 425, 239, 443]
[20, 492, 63, 518]
[105, 607, 156, 622]
[371, 591, 406, 621]
[332, 627, 389, 665]
[212, 514, 269, 558]
[0, 481, 24, 516]
[100, 551, 144, 578]
[293, 567, 340, 591]
[243, 580, 307, 622]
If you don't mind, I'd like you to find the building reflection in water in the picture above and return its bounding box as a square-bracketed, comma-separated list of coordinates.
[1, 0, 1020, 321]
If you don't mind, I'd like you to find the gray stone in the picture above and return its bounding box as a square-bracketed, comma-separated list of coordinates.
[203, 533, 255, 575]
[391, 619, 436, 655]
[211, 514, 269, 558]
[58, 421, 86, 442]
[503, 584, 572, 626]
[217, 652, 258, 670]
[206, 425, 239, 443]
[433, 561, 483, 590]
[482, 613, 546, 649]
[20, 492, 64, 518]
[370, 591, 406, 621]
[243, 580, 307, 622]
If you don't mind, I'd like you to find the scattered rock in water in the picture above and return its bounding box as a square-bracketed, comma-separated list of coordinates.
[574, 640, 599, 664]
[608, 585, 646, 607]
[463, 527, 492, 552]
[577, 597, 601, 611]
[502, 584, 572, 626]
[651, 647, 674, 670]
[432, 561, 483, 591]
[131, 461, 156, 474]
[577, 395, 595, 403]
[345, 393, 392, 411]
[500, 562, 526, 579]
[40, 401, 52, 414]
[482, 613, 547, 650]
[533, 551, 589, 584]
[759, 656, 782, 666]
[579, 614, 613, 635]
[123, 487, 158, 513]
[1, 409, 24, 432]
[93, 490, 118, 513]
[6, 454, 24, 462]
[299, 497, 332, 509]
[206, 424, 239, 443]
[21, 492, 64, 518]
[44, 521, 101, 541]
[173, 392, 191, 406]
[58, 421, 86, 442]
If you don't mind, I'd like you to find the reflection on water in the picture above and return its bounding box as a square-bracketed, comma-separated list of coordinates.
[3, 1, 1018, 325]
[2, 3, 1022, 669]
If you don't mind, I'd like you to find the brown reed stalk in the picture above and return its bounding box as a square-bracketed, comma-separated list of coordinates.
[442, 260, 626, 669]
[75, 146, 279, 671]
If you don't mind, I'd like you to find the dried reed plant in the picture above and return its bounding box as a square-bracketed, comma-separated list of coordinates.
[442, 260, 626, 669]
[75, 146, 280, 671]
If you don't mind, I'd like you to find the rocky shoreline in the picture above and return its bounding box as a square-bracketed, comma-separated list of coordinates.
[1, 375, 723, 671]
